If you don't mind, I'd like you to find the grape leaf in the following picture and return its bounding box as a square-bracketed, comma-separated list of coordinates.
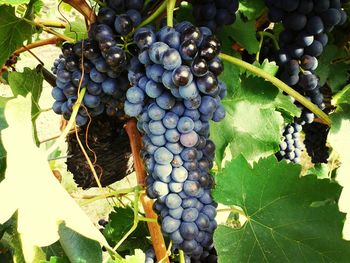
[252, 59, 279, 77]
[304, 163, 330, 179]
[8, 67, 43, 121]
[239, 0, 266, 20]
[220, 16, 260, 54]
[213, 155, 350, 263]
[0, 97, 11, 181]
[0, 6, 33, 68]
[103, 207, 150, 254]
[328, 104, 350, 240]
[211, 76, 288, 166]
[316, 45, 349, 93]
[58, 223, 102, 263]
[0, 95, 109, 262]
[64, 17, 88, 41]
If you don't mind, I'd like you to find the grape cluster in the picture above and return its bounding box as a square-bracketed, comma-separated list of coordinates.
[51, 0, 153, 125]
[266, 0, 347, 118]
[51, 40, 129, 126]
[265, 0, 347, 163]
[276, 123, 303, 163]
[303, 122, 330, 163]
[125, 22, 226, 257]
[190, 0, 239, 32]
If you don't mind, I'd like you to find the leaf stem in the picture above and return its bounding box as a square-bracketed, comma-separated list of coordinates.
[79, 187, 139, 206]
[124, 119, 169, 263]
[34, 18, 67, 28]
[332, 84, 350, 105]
[179, 250, 185, 263]
[167, 0, 177, 27]
[46, 88, 86, 155]
[219, 53, 332, 126]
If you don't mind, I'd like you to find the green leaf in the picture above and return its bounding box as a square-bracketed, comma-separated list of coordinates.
[273, 93, 301, 123]
[213, 155, 350, 263]
[115, 250, 145, 263]
[8, 67, 43, 121]
[328, 104, 350, 240]
[0, 6, 33, 68]
[219, 60, 241, 97]
[211, 76, 286, 165]
[58, 223, 102, 263]
[41, 241, 69, 262]
[64, 17, 88, 41]
[252, 59, 279, 76]
[220, 15, 260, 54]
[103, 207, 150, 255]
[239, 0, 266, 20]
[316, 45, 349, 93]
[0, 95, 109, 262]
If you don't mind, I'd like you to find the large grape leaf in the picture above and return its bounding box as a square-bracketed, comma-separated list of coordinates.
[316, 45, 349, 93]
[213, 155, 350, 263]
[0, 95, 108, 262]
[211, 76, 291, 166]
[328, 104, 350, 240]
[0, 6, 33, 68]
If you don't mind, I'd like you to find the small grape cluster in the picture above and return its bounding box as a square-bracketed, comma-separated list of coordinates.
[190, 0, 239, 32]
[125, 22, 226, 257]
[276, 123, 303, 163]
[303, 122, 330, 163]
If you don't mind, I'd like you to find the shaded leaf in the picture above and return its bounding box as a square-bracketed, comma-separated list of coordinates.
[239, 0, 266, 20]
[64, 17, 88, 41]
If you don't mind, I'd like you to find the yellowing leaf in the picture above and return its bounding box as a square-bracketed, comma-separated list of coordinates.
[0, 95, 108, 262]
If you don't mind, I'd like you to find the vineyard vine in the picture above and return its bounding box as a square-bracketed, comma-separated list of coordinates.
[0, 0, 350, 263]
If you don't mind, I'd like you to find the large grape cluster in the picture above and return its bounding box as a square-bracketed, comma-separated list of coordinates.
[125, 22, 226, 257]
[190, 0, 239, 32]
[265, 0, 347, 163]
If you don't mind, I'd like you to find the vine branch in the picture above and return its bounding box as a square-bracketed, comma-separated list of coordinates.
[124, 119, 170, 263]
[14, 36, 62, 55]
[219, 53, 332, 126]
[62, 0, 97, 24]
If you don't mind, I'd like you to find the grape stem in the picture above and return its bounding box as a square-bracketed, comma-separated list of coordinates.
[46, 88, 86, 155]
[124, 119, 170, 263]
[219, 53, 332, 126]
[62, 0, 97, 24]
[259, 31, 280, 50]
[14, 36, 62, 55]
[167, 0, 177, 27]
